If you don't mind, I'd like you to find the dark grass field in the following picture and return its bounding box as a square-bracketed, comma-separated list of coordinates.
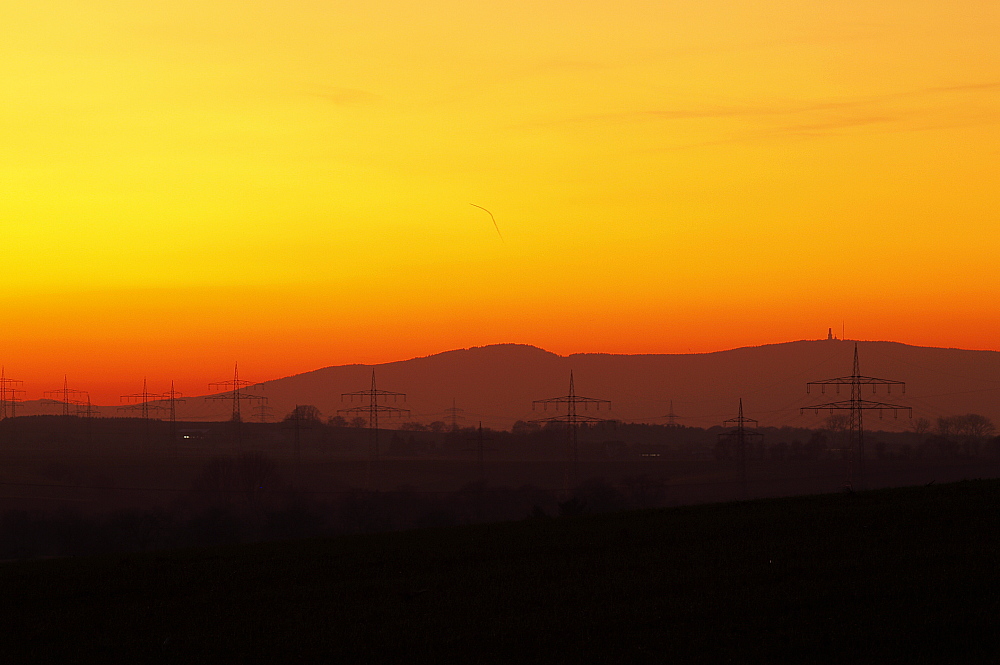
[2, 479, 998, 663]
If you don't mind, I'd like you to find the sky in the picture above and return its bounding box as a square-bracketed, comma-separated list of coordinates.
[2, 0, 998, 402]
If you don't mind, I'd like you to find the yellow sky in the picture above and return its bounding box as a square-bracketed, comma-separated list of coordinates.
[1, 0, 997, 399]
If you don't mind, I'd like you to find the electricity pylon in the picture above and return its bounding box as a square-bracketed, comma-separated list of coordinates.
[531, 371, 611, 492]
[0, 368, 24, 419]
[207, 363, 261, 451]
[339, 369, 409, 490]
[719, 399, 762, 500]
[802, 343, 911, 490]
[44, 376, 88, 416]
[76, 396, 102, 445]
[252, 397, 274, 423]
[207, 364, 259, 422]
[445, 398, 465, 432]
[119, 378, 167, 421]
[160, 381, 185, 441]
[119, 378, 167, 444]
[664, 400, 680, 427]
[77, 396, 102, 419]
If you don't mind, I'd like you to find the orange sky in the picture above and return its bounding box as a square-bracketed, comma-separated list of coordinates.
[2, 0, 998, 403]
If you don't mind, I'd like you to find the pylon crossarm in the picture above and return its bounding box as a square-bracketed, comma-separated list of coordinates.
[342, 389, 405, 399]
[529, 413, 608, 425]
[802, 399, 912, 413]
[121, 394, 161, 404]
[858, 400, 912, 411]
[533, 400, 610, 413]
[806, 376, 906, 395]
[808, 375, 905, 385]
[533, 395, 609, 403]
[338, 405, 410, 416]
[801, 399, 850, 413]
[871, 406, 913, 419]
[576, 397, 611, 409]
[206, 391, 262, 400]
[209, 381, 254, 390]
[44, 389, 87, 398]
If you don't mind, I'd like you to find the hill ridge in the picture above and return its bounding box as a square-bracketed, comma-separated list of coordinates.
[12, 339, 1000, 428]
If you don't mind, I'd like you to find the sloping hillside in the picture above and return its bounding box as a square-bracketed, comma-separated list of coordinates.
[12, 339, 1000, 429]
[205, 339, 1000, 429]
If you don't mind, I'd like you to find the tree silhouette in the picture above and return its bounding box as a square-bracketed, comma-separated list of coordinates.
[283, 404, 323, 424]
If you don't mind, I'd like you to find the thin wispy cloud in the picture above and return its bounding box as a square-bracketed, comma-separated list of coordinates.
[511, 80, 999, 153]
[919, 82, 1000, 94]
[521, 81, 999, 129]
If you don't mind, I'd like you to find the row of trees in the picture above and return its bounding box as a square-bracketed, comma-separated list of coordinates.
[284, 404, 450, 432]
[279, 405, 1000, 462]
[923, 414, 995, 439]
[822, 413, 998, 460]
[289, 405, 997, 440]
[823, 413, 997, 440]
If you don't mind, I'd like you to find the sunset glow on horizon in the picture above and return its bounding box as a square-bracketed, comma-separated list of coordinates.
[3, 0, 998, 402]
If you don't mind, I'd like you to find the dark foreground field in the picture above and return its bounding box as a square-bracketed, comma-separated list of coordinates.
[2, 480, 998, 663]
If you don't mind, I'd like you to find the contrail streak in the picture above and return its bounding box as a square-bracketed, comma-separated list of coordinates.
[470, 203, 504, 242]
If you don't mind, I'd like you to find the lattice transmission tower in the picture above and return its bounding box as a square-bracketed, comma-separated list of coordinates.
[44, 376, 88, 416]
[160, 381, 185, 441]
[445, 398, 465, 432]
[0, 368, 25, 420]
[118, 378, 167, 420]
[77, 396, 102, 419]
[252, 397, 274, 423]
[207, 364, 260, 422]
[207, 364, 262, 451]
[719, 399, 762, 500]
[531, 371, 611, 492]
[664, 400, 680, 427]
[118, 378, 167, 443]
[74, 396, 102, 444]
[802, 343, 911, 490]
[339, 369, 409, 489]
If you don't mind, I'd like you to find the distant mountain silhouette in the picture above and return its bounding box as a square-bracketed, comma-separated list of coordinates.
[13, 340, 1000, 430]
[204, 340, 1000, 430]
